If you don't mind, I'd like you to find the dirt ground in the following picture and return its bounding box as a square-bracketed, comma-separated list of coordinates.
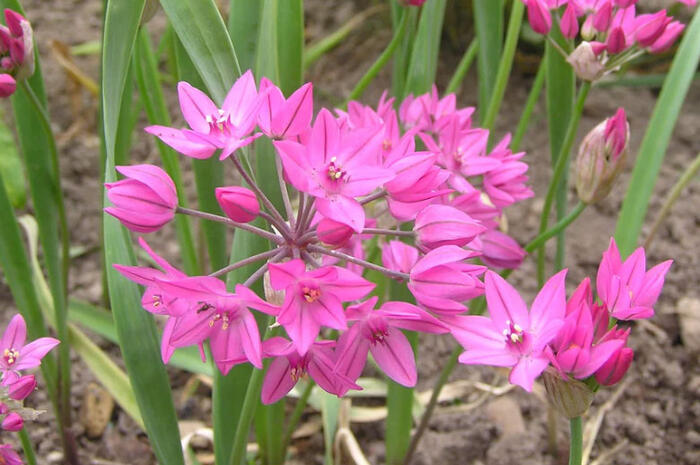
[0, 0, 698, 464]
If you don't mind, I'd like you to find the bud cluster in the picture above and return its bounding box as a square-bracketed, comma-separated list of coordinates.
[521, 0, 694, 81]
[0, 9, 34, 98]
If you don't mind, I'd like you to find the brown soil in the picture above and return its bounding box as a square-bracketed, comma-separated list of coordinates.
[0, 0, 697, 464]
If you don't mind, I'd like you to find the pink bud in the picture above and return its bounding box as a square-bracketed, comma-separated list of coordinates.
[105, 164, 177, 233]
[592, 1, 613, 32]
[527, 0, 552, 35]
[0, 403, 7, 415]
[648, 21, 685, 54]
[316, 218, 353, 246]
[476, 230, 527, 270]
[606, 27, 628, 54]
[4, 10, 25, 36]
[215, 186, 260, 223]
[560, 3, 579, 40]
[1, 412, 22, 432]
[7, 374, 36, 400]
[581, 15, 596, 40]
[414, 205, 486, 250]
[575, 108, 629, 204]
[635, 11, 671, 48]
[382, 240, 419, 277]
[0, 73, 15, 97]
[595, 346, 633, 386]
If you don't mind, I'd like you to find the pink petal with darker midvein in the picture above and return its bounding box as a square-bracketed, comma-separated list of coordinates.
[370, 328, 417, 387]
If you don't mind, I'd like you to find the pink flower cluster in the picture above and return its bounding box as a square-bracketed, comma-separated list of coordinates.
[0, 314, 59, 464]
[454, 238, 671, 391]
[108, 71, 536, 402]
[522, 0, 692, 80]
[0, 9, 34, 98]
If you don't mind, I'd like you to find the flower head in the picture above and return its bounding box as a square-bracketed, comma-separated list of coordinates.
[0, 314, 59, 372]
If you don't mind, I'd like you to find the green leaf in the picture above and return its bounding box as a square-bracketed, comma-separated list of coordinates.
[277, 0, 304, 94]
[159, 0, 241, 102]
[228, 0, 262, 72]
[0, 108, 26, 208]
[321, 391, 341, 465]
[403, 0, 447, 96]
[133, 28, 200, 275]
[102, 1, 184, 464]
[473, 0, 504, 115]
[614, 8, 700, 257]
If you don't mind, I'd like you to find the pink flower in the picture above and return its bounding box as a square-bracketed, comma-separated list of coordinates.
[335, 297, 448, 388]
[526, 0, 553, 34]
[483, 136, 534, 209]
[546, 279, 625, 379]
[469, 230, 527, 270]
[274, 109, 394, 232]
[154, 277, 278, 373]
[261, 337, 359, 404]
[0, 314, 59, 372]
[455, 270, 567, 391]
[414, 204, 486, 250]
[596, 238, 672, 320]
[105, 164, 177, 233]
[594, 330, 633, 385]
[382, 241, 419, 278]
[257, 78, 313, 140]
[268, 260, 374, 354]
[0, 444, 22, 465]
[316, 218, 354, 246]
[146, 70, 262, 160]
[2, 373, 36, 400]
[408, 246, 485, 314]
[215, 186, 260, 223]
[399, 86, 474, 134]
[1, 412, 22, 432]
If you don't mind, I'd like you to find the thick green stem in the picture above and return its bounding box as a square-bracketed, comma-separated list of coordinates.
[482, 0, 525, 131]
[346, 9, 408, 103]
[512, 63, 546, 152]
[19, 428, 38, 465]
[445, 39, 479, 95]
[536, 81, 591, 284]
[569, 417, 583, 465]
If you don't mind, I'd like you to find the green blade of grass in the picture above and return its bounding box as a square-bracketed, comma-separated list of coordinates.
[277, 0, 304, 94]
[472, 0, 504, 116]
[101, 1, 184, 464]
[133, 28, 200, 275]
[403, 0, 447, 96]
[614, 8, 700, 257]
[228, 0, 262, 72]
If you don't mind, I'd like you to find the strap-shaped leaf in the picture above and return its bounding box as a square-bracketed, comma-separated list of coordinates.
[403, 0, 447, 96]
[102, 2, 184, 464]
[472, 0, 503, 115]
[614, 8, 700, 257]
[228, 0, 262, 72]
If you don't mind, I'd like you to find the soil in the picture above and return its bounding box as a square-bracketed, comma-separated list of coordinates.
[0, 0, 698, 464]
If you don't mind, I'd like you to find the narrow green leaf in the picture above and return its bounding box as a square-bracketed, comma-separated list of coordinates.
[277, 0, 304, 94]
[392, 3, 418, 98]
[614, 8, 700, 257]
[544, 25, 575, 275]
[0, 108, 26, 208]
[159, 0, 241, 102]
[473, 0, 504, 115]
[228, 1, 262, 73]
[321, 392, 341, 465]
[134, 28, 200, 275]
[403, 0, 447, 96]
[102, 1, 184, 464]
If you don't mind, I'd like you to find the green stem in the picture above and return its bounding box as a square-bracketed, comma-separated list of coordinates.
[229, 368, 264, 465]
[445, 39, 479, 95]
[512, 62, 546, 152]
[569, 417, 583, 465]
[281, 381, 315, 454]
[19, 428, 38, 465]
[481, 0, 525, 131]
[526, 202, 586, 253]
[536, 81, 591, 284]
[644, 151, 700, 248]
[346, 8, 408, 103]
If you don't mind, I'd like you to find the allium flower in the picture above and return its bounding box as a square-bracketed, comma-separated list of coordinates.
[335, 297, 448, 388]
[0, 9, 34, 82]
[408, 246, 485, 314]
[596, 238, 672, 320]
[0, 314, 59, 372]
[0, 444, 22, 465]
[268, 259, 374, 354]
[414, 204, 486, 250]
[104, 164, 177, 233]
[146, 70, 263, 160]
[469, 230, 527, 270]
[455, 270, 567, 391]
[261, 337, 359, 404]
[274, 109, 394, 232]
[2, 373, 36, 400]
[257, 78, 313, 140]
[482, 136, 534, 209]
[1, 412, 22, 432]
[382, 241, 419, 278]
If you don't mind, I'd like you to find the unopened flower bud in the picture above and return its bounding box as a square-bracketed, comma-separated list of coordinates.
[7, 374, 36, 400]
[0, 73, 15, 97]
[382, 240, 419, 278]
[316, 218, 353, 246]
[3, 9, 34, 80]
[575, 108, 629, 204]
[595, 345, 633, 386]
[526, 0, 552, 35]
[567, 42, 606, 82]
[215, 186, 259, 223]
[414, 205, 485, 250]
[1, 412, 22, 431]
[542, 369, 595, 419]
[560, 3, 579, 40]
[105, 164, 177, 233]
[474, 230, 526, 270]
